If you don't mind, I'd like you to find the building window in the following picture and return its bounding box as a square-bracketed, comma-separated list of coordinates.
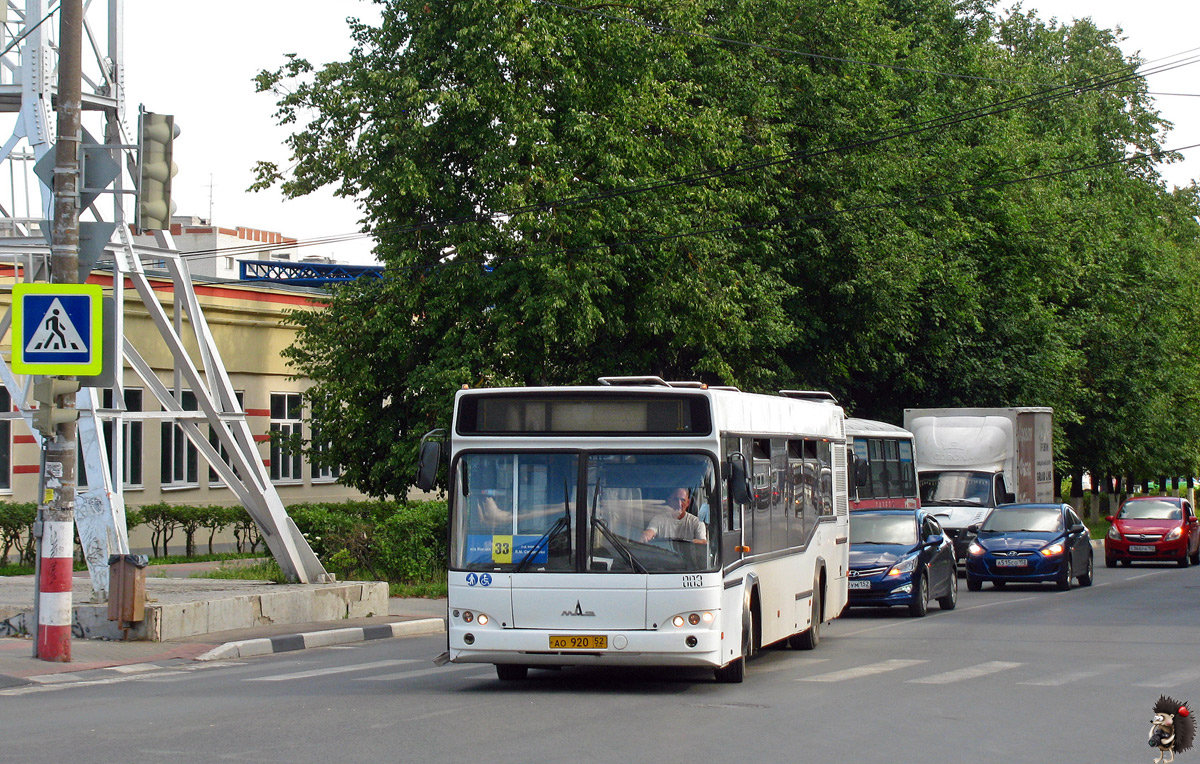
[311, 424, 341, 482]
[270, 392, 303, 482]
[161, 390, 199, 486]
[108, 388, 143, 487]
[0, 387, 9, 490]
[209, 391, 245, 485]
[80, 388, 143, 489]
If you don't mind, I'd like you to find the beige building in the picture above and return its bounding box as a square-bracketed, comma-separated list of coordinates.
[0, 260, 369, 513]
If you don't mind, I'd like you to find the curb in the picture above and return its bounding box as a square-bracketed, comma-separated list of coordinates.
[196, 617, 447, 661]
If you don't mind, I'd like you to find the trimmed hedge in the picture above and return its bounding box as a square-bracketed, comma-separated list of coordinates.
[0, 499, 448, 585]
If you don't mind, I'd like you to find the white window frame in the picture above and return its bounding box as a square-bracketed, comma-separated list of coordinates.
[161, 390, 200, 488]
[270, 392, 303, 483]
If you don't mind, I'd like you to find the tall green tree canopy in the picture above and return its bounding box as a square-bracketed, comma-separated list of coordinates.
[256, 0, 1200, 498]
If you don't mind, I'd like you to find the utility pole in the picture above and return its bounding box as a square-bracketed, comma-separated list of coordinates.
[36, 0, 83, 662]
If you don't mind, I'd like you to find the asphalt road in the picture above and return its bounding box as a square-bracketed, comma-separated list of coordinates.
[3, 563, 1196, 764]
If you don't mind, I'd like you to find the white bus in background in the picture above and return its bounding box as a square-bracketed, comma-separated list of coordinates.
[845, 418, 920, 511]
[417, 377, 851, 683]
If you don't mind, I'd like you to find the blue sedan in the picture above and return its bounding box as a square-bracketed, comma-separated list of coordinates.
[965, 503, 1093, 591]
[847, 509, 958, 616]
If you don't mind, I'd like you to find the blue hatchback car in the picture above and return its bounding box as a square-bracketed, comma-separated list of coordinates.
[964, 503, 1093, 591]
[847, 509, 958, 616]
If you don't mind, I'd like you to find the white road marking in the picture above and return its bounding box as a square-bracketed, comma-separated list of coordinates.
[107, 663, 163, 674]
[1018, 664, 1126, 686]
[798, 659, 928, 682]
[751, 658, 828, 674]
[363, 663, 493, 681]
[907, 661, 1022, 684]
[246, 659, 421, 682]
[1135, 666, 1200, 688]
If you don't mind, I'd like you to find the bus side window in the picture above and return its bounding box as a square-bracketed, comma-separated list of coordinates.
[817, 440, 834, 517]
[898, 440, 916, 498]
[722, 435, 742, 532]
[787, 439, 807, 546]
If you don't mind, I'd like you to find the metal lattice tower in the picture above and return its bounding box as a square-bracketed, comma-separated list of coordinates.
[0, 0, 328, 595]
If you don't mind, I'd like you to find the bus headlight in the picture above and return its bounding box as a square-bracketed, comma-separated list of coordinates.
[476, 613, 489, 626]
[670, 612, 714, 628]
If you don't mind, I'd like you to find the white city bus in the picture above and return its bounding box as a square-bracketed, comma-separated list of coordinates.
[418, 377, 850, 683]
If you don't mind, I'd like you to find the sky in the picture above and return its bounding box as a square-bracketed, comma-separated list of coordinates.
[120, 1, 1199, 268]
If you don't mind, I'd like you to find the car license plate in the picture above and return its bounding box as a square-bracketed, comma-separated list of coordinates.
[1130, 545, 1156, 552]
[549, 634, 607, 650]
[995, 558, 1028, 567]
[848, 580, 871, 590]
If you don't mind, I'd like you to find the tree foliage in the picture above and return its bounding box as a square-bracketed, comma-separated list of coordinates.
[256, 0, 1200, 497]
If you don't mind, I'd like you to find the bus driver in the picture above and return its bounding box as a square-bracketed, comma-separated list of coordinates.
[642, 488, 707, 545]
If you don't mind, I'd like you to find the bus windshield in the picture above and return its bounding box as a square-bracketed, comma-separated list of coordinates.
[918, 470, 994, 506]
[451, 452, 718, 573]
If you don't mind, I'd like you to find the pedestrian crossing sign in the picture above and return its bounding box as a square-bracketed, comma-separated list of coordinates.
[12, 283, 103, 375]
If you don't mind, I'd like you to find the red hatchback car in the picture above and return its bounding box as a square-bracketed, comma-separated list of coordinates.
[1105, 496, 1200, 568]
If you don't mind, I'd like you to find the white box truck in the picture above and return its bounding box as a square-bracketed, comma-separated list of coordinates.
[903, 407, 1054, 562]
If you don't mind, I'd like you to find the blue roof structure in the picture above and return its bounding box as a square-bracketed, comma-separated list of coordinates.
[239, 259, 384, 286]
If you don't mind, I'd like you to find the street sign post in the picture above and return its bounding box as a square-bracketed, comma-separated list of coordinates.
[12, 283, 104, 376]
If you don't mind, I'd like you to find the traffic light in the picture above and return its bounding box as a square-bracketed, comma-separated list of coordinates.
[31, 376, 81, 437]
[136, 111, 179, 231]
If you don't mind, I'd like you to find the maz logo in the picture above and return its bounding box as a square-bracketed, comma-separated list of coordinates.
[562, 601, 596, 617]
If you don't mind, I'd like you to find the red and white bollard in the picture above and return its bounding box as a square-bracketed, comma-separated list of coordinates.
[37, 518, 73, 661]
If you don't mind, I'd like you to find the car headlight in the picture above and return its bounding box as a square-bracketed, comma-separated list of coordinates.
[887, 557, 918, 577]
[1166, 527, 1183, 541]
[1107, 526, 1121, 541]
[968, 542, 984, 556]
[1040, 542, 1065, 557]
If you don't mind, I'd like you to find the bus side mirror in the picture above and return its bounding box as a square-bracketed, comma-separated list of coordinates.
[415, 429, 444, 491]
[729, 456, 751, 505]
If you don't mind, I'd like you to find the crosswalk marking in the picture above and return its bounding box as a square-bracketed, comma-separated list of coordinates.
[798, 659, 927, 682]
[1018, 664, 1125, 686]
[751, 658, 828, 675]
[908, 661, 1022, 684]
[108, 663, 164, 674]
[246, 659, 420, 682]
[364, 663, 493, 681]
[1135, 666, 1200, 689]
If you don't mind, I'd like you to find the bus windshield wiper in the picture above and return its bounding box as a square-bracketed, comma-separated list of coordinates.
[592, 515, 647, 573]
[514, 514, 571, 572]
[514, 480, 575, 574]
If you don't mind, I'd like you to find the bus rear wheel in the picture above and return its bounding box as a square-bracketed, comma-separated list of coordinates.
[495, 664, 528, 681]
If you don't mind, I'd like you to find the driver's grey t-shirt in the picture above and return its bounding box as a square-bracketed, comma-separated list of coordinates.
[647, 512, 707, 541]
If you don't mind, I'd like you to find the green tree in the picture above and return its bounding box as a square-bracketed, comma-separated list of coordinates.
[256, 0, 1200, 497]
